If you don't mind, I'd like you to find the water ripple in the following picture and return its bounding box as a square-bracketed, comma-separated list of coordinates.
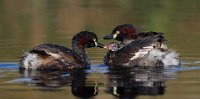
[0, 63, 19, 69]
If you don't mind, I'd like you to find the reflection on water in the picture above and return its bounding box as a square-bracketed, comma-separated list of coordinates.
[106, 67, 166, 98]
[19, 70, 72, 89]
[16, 65, 176, 99]
[71, 70, 98, 98]
[0, 0, 200, 99]
[19, 68, 99, 98]
[0, 63, 200, 99]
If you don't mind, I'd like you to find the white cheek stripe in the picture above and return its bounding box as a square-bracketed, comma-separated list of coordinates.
[113, 34, 118, 39]
[95, 41, 98, 46]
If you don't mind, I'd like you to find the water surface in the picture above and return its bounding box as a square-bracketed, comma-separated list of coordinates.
[0, 0, 200, 99]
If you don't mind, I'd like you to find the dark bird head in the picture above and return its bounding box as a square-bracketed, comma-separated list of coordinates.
[72, 31, 104, 49]
[103, 24, 139, 42]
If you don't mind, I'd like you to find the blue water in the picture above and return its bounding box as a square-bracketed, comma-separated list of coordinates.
[1, 63, 200, 72]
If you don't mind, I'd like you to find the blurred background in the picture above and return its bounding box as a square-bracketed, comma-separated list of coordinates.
[0, 1, 200, 99]
[0, 0, 199, 65]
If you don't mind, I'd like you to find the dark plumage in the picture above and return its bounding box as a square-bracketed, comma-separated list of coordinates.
[103, 24, 180, 67]
[104, 32, 165, 66]
[20, 31, 104, 71]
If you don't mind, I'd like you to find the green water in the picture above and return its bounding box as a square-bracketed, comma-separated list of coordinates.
[0, 0, 200, 99]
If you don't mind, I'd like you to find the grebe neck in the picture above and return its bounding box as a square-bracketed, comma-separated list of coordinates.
[72, 43, 90, 66]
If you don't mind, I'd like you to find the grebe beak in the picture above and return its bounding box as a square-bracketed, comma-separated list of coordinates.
[95, 42, 105, 48]
[103, 34, 113, 39]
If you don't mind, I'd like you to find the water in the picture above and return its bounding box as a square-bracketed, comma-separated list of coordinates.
[0, 64, 200, 99]
[0, 0, 200, 99]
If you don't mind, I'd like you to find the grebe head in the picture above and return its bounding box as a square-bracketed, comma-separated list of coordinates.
[103, 24, 139, 42]
[72, 31, 104, 50]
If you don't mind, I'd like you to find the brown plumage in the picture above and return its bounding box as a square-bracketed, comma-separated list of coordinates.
[103, 24, 180, 67]
[104, 32, 166, 66]
[20, 31, 104, 71]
